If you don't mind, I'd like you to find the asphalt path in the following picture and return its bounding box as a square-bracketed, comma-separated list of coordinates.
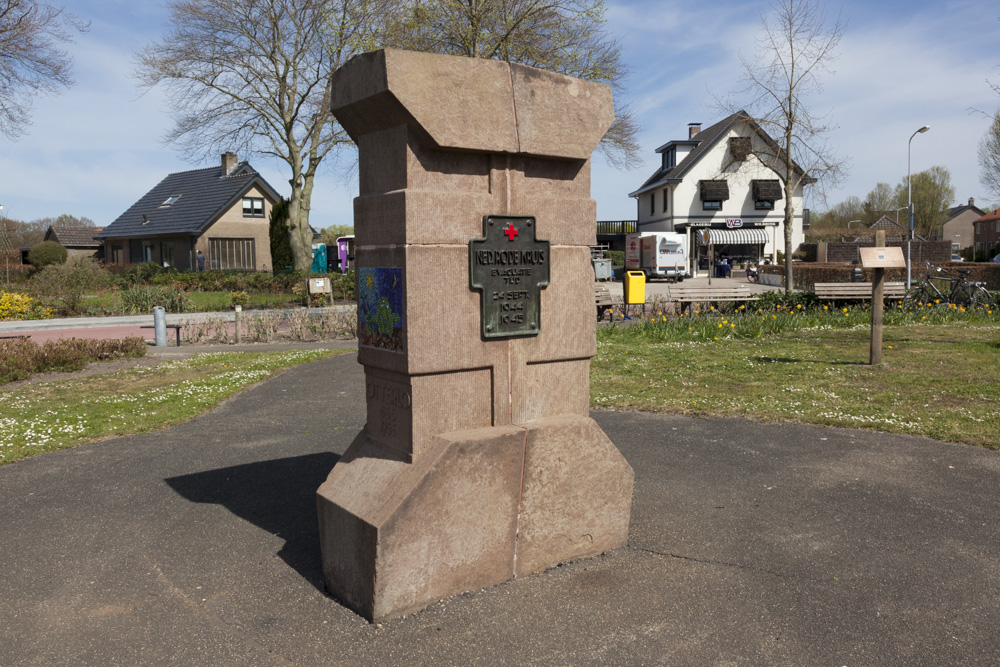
[2, 352, 1000, 665]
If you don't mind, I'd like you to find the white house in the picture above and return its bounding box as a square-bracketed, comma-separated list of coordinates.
[628, 111, 812, 277]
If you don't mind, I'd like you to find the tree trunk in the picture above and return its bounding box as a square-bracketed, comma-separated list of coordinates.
[287, 178, 315, 272]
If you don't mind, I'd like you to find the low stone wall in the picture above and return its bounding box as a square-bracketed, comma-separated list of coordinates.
[799, 240, 952, 265]
[759, 261, 1000, 290]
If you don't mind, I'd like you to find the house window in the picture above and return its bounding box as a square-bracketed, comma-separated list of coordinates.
[162, 242, 174, 268]
[209, 238, 256, 270]
[143, 243, 154, 263]
[752, 179, 782, 211]
[649, 194, 654, 216]
[699, 180, 729, 212]
[662, 189, 669, 213]
[160, 195, 180, 207]
[661, 148, 676, 170]
[242, 197, 265, 217]
[110, 245, 123, 265]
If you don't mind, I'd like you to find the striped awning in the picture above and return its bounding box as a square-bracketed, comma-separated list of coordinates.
[699, 227, 769, 245]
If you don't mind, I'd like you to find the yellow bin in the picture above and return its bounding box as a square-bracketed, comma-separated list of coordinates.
[624, 271, 646, 305]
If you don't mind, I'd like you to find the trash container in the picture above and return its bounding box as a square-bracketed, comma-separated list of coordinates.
[624, 271, 646, 305]
[851, 265, 864, 282]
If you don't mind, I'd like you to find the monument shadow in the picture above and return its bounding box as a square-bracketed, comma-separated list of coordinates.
[165, 452, 340, 592]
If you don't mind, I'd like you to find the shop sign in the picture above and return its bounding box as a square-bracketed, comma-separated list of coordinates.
[726, 218, 743, 228]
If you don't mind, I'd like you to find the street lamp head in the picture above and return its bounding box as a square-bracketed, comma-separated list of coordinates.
[918, 125, 930, 134]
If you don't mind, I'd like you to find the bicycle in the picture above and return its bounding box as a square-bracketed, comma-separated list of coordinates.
[905, 261, 993, 308]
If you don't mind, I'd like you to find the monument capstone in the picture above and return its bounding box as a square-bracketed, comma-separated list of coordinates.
[316, 48, 634, 621]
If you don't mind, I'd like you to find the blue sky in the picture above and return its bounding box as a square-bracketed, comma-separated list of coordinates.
[1, 0, 998, 226]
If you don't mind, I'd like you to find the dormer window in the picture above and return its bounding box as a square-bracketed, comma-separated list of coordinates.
[661, 148, 676, 170]
[160, 195, 180, 207]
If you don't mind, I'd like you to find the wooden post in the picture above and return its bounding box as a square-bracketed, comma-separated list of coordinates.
[234, 305, 242, 345]
[869, 230, 886, 365]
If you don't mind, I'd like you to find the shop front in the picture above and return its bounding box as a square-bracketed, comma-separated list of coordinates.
[686, 224, 773, 276]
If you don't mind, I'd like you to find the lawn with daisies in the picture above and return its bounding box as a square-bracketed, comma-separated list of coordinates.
[592, 296, 1000, 449]
[0, 349, 348, 465]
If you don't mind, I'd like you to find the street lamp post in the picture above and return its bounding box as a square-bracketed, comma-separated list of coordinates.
[907, 125, 931, 288]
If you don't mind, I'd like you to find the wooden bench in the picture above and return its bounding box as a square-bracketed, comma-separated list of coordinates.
[595, 284, 614, 321]
[140, 324, 182, 346]
[813, 282, 906, 301]
[668, 285, 759, 313]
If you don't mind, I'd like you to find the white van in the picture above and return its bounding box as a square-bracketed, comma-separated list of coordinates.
[624, 232, 688, 281]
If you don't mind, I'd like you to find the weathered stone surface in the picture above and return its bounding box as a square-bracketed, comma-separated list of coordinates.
[510, 64, 614, 161]
[317, 417, 632, 621]
[317, 427, 525, 620]
[331, 49, 612, 160]
[364, 367, 493, 461]
[515, 416, 634, 577]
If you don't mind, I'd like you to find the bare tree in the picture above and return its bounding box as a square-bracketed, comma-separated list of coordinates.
[0, 0, 88, 140]
[721, 0, 847, 292]
[980, 111, 1000, 204]
[384, 0, 641, 169]
[135, 0, 389, 271]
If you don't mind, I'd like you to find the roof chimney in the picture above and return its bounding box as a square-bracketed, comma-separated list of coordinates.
[222, 152, 238, 175]
[969, 197, 975, 207]
[688, 123, 702, 139]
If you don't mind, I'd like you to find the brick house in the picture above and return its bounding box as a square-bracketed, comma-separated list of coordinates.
[97, 153, 281, 271]
[973, 208, 1000, 259]
[938, 197, 985, 254]
[42, 225, 105, 262]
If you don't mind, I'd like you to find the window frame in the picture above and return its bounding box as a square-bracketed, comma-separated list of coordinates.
[242, 197, 265, 218]
[702, 200, 722, 211]
[755, 200, 775, 211]
[209, 237, 256, 271]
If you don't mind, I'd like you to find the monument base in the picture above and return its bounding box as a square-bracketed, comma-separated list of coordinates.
[317, 415, 633, 621]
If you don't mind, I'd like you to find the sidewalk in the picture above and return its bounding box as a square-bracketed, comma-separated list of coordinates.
[2, 353, 999, 665]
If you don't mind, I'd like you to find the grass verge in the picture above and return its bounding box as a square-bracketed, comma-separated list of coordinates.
[592, 322, 1000, 449]
[0, 348, 349, 465]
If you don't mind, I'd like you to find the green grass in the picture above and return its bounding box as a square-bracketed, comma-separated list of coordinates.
[81, 290, 302, 314]
[593, 317, 1000, 449]
[0, 349, 349, 465]
[184, 291, 302, 311]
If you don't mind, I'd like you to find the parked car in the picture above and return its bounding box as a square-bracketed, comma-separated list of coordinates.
[992, 254, 1000, 263]
[951, 254, 963, 262]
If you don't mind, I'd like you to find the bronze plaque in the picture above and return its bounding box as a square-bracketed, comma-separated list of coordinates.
[469, 215, 550, 338]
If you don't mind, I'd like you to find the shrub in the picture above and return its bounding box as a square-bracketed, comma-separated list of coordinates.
[117, 285, 192, 314]
[27, 241, 68, 268]
[0, 336, 146, 384]
[269, 197, 294, 274]
[606, 250, 625, 266]
[28, 259, 112, 315]
[0, 292, 53, 320]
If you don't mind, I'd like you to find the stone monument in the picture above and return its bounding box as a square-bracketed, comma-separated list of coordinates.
[317, 49, 634, 622]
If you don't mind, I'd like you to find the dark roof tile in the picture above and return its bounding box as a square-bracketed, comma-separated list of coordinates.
[97, 163, 280, 239]
[46, 226, 104, 246]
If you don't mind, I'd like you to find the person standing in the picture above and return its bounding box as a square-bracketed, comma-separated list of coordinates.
[196, 249, 206, 272]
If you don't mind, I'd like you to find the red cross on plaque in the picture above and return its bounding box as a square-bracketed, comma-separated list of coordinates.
[503, 223, 519, 241]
